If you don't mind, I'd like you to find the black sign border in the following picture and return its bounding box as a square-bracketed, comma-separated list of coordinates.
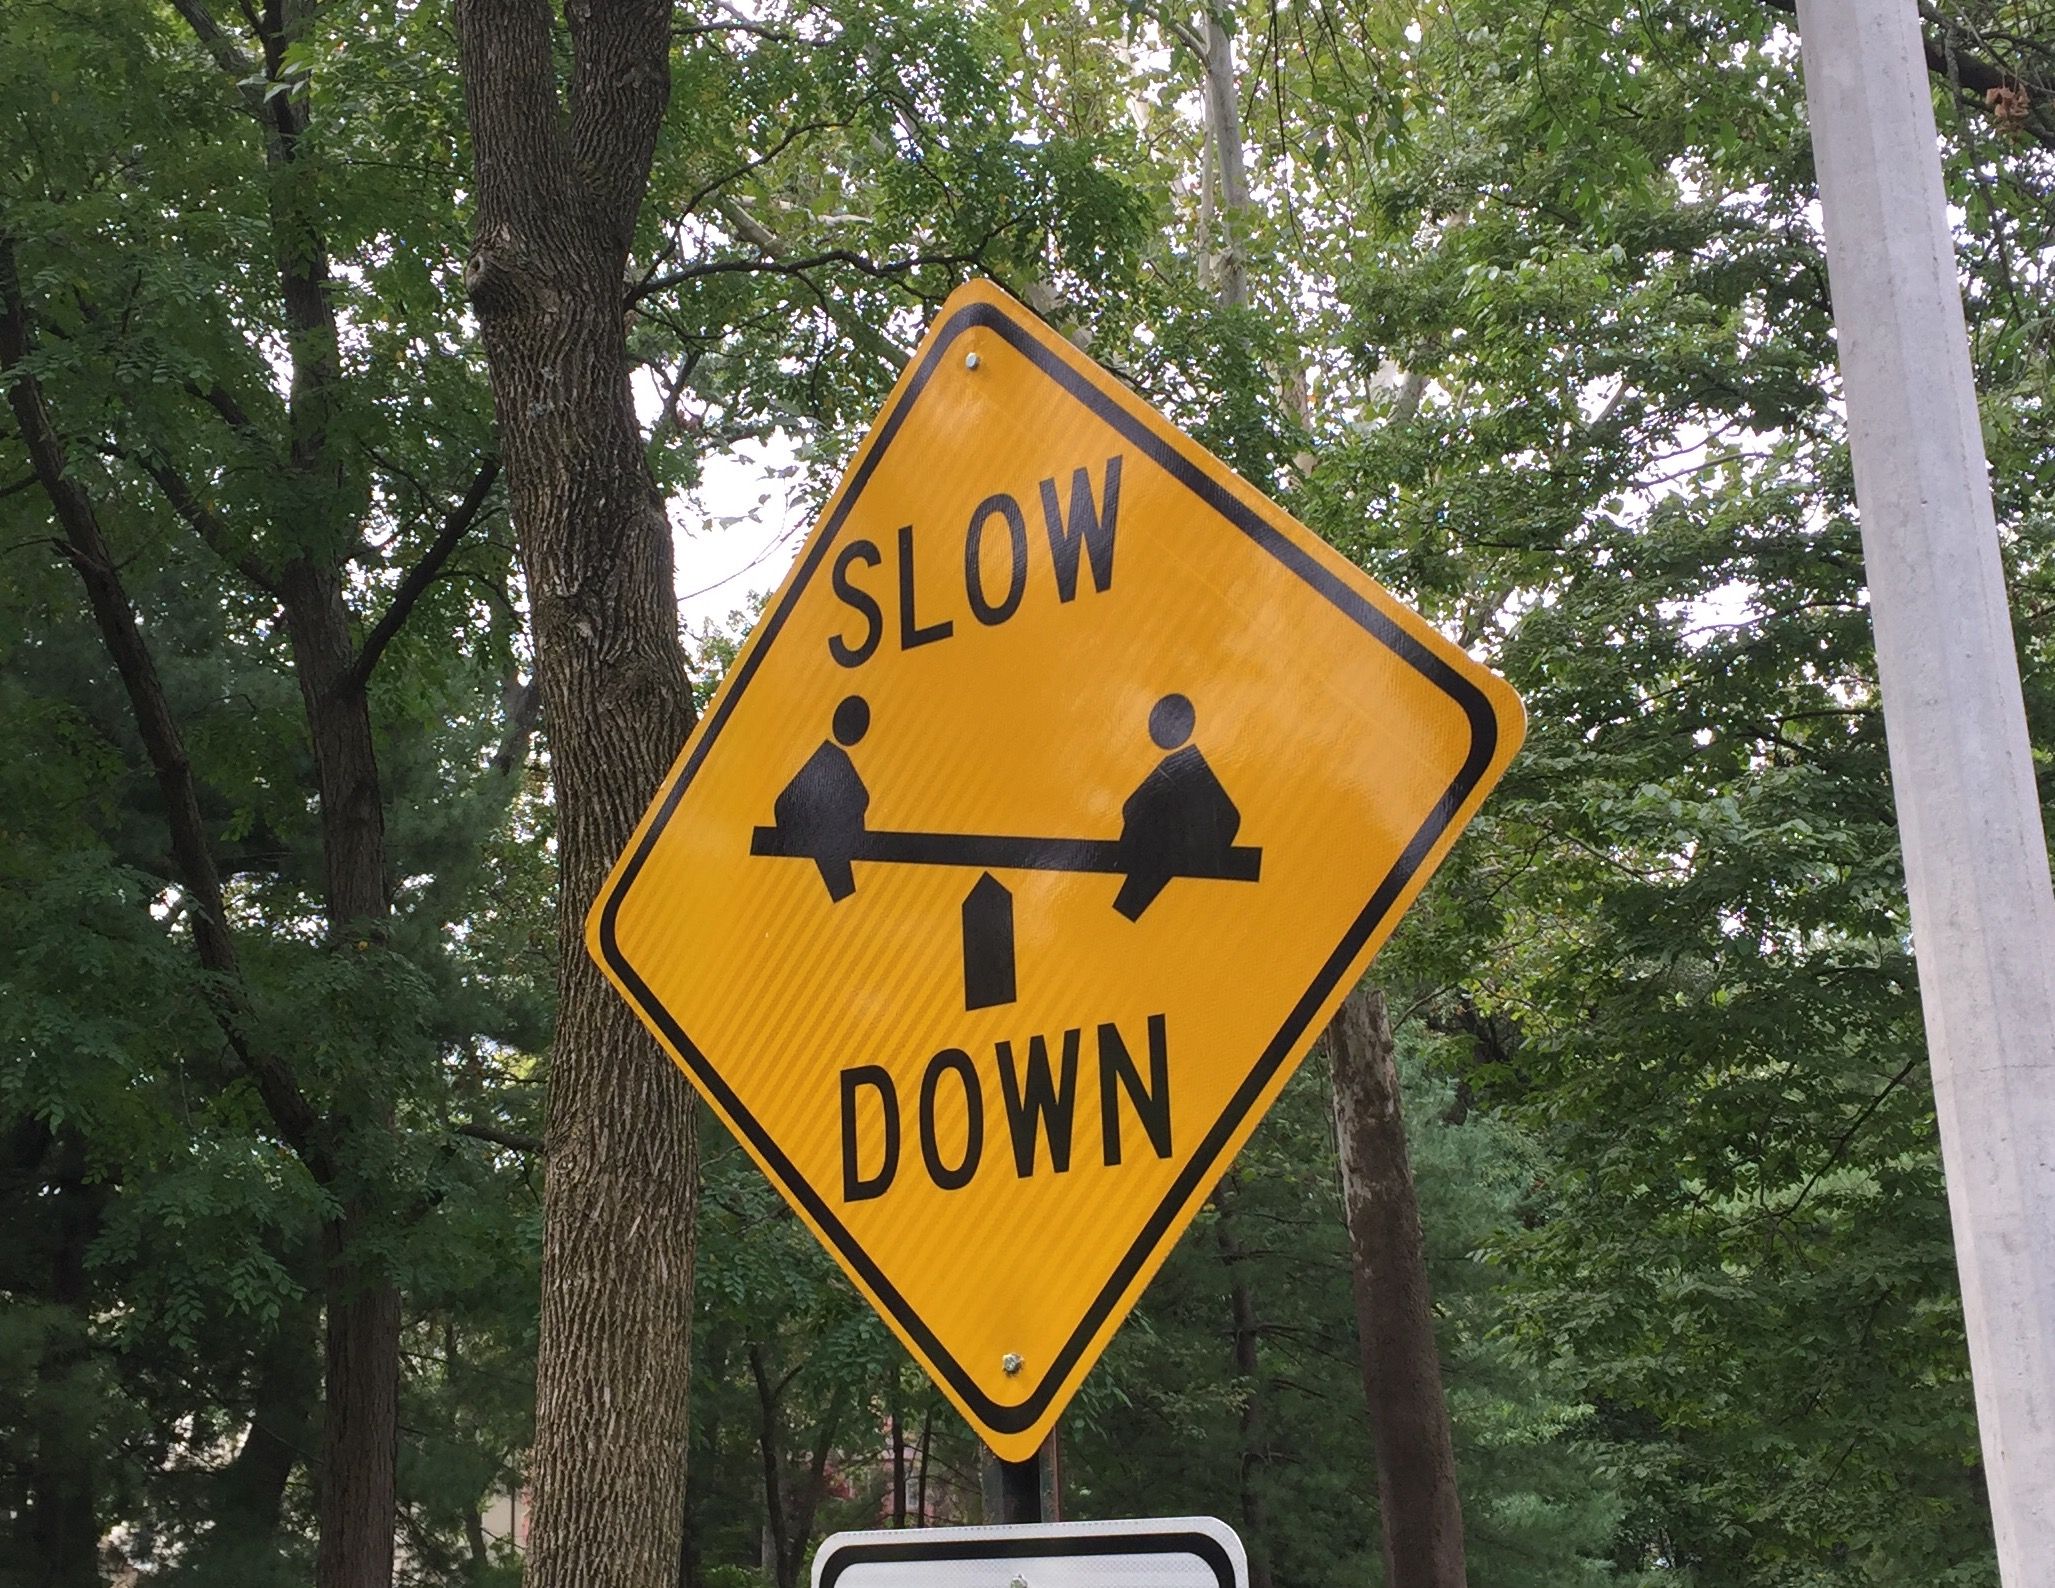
[814, 1525, 1241, 1588]
[595, 296, 1503, 1435]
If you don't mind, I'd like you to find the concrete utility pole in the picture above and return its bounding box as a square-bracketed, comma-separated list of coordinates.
[1795, 3, 2055, 1578]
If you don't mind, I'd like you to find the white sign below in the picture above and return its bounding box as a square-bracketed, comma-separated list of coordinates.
[812, 1518, 1248, 1588]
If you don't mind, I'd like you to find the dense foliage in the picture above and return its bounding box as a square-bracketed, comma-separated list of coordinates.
[5, 0, 2050, 1583]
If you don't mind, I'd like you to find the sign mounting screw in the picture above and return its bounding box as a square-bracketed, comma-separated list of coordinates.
[965, 351, 981, 370]
[1001, 1351, 1023, 1375]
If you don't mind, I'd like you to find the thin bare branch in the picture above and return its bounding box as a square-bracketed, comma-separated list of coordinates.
[633, 228, 1027, 304]
[345, 457, 501, 691]
[673, 18, 794, 41]
[104, 441, 280, 596]
[678, 112, 869, 226]
[454, 1120, 544, 1155]
[1158, 6, 1206, 56]
[183, 376, 259, 435]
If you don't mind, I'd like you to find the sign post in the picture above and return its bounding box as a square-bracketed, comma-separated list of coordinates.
[589, 279, 1522, 1462]
[986, 1446, 1051, 1525]
[1796, 3, 2055, 1578]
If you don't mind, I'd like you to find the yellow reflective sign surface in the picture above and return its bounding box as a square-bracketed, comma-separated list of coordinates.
[588, 280, 1524, 1459]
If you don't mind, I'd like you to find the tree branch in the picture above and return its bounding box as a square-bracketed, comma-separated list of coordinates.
[1769, 1052, 1927, 1231]
[167, 0, 260, 82]
[1764, 0, 2055, 150]
[645, 352, 702, 451]
[633, 238, 1017, 303]
[1156, 6, 1206, 57]
[676, 112, 871, 231]
[165, 0, 282, 134]
[453, 1120, 544, 1155]
[1916, 2, 2052, 107]
[491, 675, 542, 777]
[1, 235, 326, 1174]
[104, 441, 281, 596]
[183, 375, 260, 436]
[344, 456, 500, 691]
[673, 17, 794, 42]
[718, 197, 783, 256]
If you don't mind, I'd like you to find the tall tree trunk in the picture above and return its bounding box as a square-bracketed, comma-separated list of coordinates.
[24, 1131, 101, 1588]
[279, 561, 403, 1588]
[465, 1508, 490, 1583]
[748, 1347, 793, 1588]
[211, 1285, 320, 1548]
[314, 1242, 402, 1588]
[272, 272, 399, 1588]
[1191, 24, 1271, 1578]
[4, 211, 403, 1588]
[160, 9, 410, 1576]
[681, 1394, 721, 1588]
[784, 1392, 846, 1582]
[913, 1406, 933, 1526]
[890, 1395, 906, 1527]
[455, 4, 699, 1584]
[1329, 985, 1466, 1588]
[1198, 7, 1252, 310]
[1212, 1177, 1275, 1588]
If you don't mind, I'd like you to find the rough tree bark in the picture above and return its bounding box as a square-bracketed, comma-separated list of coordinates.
[1329, 984, 1466, 1588]
[454, 3, 700, 1584]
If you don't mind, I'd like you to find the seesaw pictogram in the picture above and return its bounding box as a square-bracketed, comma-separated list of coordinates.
[751, 692, 1264, 1009]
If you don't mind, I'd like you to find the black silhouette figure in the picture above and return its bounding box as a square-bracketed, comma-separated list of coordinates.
[1112, 694, 1244, 921]
[770, 695, 873, 900]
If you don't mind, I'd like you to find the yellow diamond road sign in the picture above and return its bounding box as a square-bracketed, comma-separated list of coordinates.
[588, 280, 1523, 1459]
